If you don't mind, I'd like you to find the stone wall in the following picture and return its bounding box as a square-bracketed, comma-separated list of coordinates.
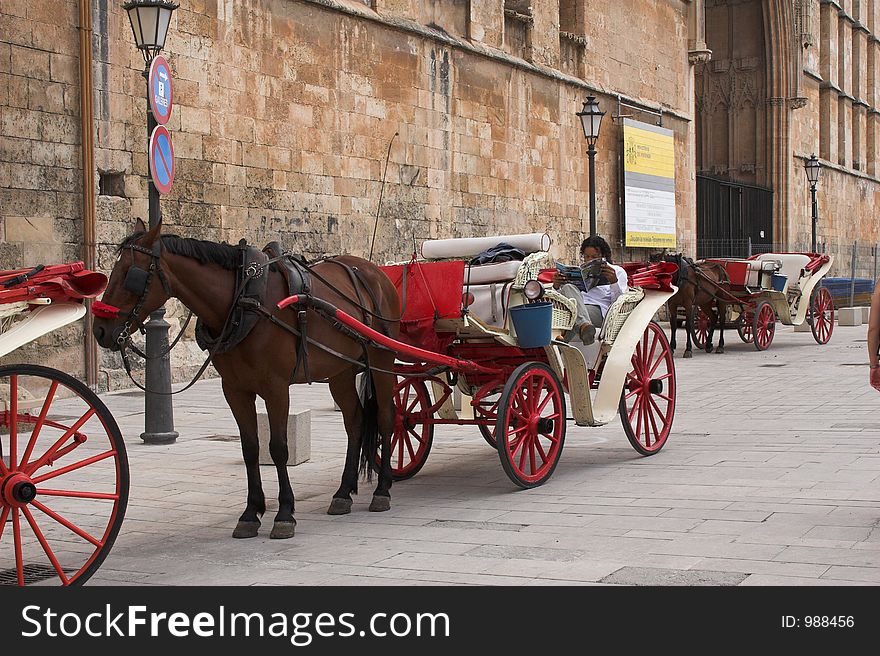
[0, 0, 88, 374]
[0, 0, 696, 385]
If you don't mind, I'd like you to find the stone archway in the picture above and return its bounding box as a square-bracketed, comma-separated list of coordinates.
[696, 0, 799, 245]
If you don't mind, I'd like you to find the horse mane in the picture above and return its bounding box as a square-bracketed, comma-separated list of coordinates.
[118, 232, 240, 270]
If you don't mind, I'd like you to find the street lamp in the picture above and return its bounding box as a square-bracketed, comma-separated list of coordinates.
[577, 95, 605, 237]
[804, 154, 821, 253]
[123, 0, 179, 444]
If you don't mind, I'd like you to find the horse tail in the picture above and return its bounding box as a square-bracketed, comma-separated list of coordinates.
[358, 371, 380, 481]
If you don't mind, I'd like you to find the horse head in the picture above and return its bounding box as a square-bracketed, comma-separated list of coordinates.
[92, 218, 171, 351]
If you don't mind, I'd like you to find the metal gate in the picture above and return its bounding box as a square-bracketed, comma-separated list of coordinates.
[696, 175, 773, 258]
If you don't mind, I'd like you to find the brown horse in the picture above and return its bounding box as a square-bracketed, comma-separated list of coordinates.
[653, 254, 729, 357]
[92, 219, 401, 539]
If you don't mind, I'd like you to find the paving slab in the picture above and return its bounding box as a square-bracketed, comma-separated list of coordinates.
[14, 323, 876, 587]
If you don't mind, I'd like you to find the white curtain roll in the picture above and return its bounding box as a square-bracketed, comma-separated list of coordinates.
[421, 233, 551, 259]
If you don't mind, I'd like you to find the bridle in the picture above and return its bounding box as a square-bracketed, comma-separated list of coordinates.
[92, 239, 197, 363]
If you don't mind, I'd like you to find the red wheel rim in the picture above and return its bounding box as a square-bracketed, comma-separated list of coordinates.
[387, 380, 431, 478]
[693, 307, 710, 348]
[754, 303, 776, 350]
[738, 311, 754, 343]
[810, 287, 834, 345]
[621, 322, 676, 453]
[0, 367, 127, 586]
[499, 368, 564, 485]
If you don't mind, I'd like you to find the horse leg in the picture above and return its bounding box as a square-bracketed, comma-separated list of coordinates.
[716, 302, 726, 354]
[263, 385, 296, 539]
[683, 303, 694, 358]
[368, 367, 396, 512]
[704, 303, 715, 353]
[224, 385, 265, 538]
[667, 302, 677, 353]
[327, 368, 363, 515]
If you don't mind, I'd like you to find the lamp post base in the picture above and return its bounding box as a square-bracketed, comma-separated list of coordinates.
[140, 431, 179, 445]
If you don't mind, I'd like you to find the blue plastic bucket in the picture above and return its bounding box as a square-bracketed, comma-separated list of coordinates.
[771, 274, 787, 292]
[509, 301, 553, 348]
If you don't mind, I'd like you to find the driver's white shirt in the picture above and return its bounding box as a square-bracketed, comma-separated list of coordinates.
[580, 263, 628, 317]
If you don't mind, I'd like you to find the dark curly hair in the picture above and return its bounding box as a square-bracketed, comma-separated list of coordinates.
[580, 235, 613, 262]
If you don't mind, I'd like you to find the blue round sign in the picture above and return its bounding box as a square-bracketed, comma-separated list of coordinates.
[149, 55, 173, 126]
[149, 125, 174, 194]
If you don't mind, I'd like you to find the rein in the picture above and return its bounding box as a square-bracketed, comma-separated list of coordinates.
[97, 239, 414, 394]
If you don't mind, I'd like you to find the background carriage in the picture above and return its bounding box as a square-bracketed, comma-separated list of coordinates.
[315, 234, 683, 489]
[0, 263, 127, 586]
[689, 252, 835, 351]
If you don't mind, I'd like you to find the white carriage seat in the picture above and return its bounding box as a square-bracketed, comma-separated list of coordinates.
[754, 253, 811, 293]
[467, 281, 514, 328]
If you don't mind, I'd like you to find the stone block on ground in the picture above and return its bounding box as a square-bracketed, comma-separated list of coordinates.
[257, 409, 310, 465]
[838, 307, 862, 326]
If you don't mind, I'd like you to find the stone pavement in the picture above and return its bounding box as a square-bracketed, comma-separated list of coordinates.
[88, 323, 880, 586]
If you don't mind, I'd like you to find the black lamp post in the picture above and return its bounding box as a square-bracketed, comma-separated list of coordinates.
[804, 154, 821, 253]
[123, 0, 179, 444]
[576, 95, 605, 237]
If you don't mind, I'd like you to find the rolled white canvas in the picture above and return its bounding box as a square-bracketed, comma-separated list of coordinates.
[421, 233, 551, 259]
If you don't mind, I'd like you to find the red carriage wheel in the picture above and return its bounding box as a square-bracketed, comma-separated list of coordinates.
[378, 378, 433, 481]
[0, 364, 128, 586]
[737, 309, 754, 343]
[474, 390, 502, 449]
[809, 287, 834, 345]
[690, 305, 711, 350]
[495, 363, 566, 489]
[619, 321, 676, 455]
[753, 301, 776, 351]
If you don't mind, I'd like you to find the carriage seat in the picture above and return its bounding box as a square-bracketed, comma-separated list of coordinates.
[753, 253, 811, 293]
[464, 259, 522, 285]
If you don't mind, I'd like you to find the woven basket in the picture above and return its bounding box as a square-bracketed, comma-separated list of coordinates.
[510, 252, 577, 331]
[599, 287, 645, 345]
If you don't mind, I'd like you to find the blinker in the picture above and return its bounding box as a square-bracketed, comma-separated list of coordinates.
[124, 266, 150, 295]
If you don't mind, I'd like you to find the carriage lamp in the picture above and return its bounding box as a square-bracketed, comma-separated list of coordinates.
[804, 154, 821, 253]
[123, 0, 179, 64]
[576, 95, 605, 238]
[523, 280, 545, 301]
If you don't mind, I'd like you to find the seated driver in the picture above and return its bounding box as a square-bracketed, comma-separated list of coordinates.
[552, 235, 628, 344]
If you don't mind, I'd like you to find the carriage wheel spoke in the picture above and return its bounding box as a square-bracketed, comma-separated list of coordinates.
[528, 438, 537, 475]
[21, 380, 59, 469]
[31, 499, 102, 547]
[518, 436, 529, 471]
[25, 407, 96, 475]
[536, 390, 553, 414]
[9, 374, 18, 469]
[535, 437, 549, 464]
[21, 505, 69, 585]
[37, 488, 119, 501]
[628, 393, 642, 422]
[403, 432, 418, 461]
[0, 505, 10, 540]
[12, 509, 25, 585]
[30, 449, 116, 485]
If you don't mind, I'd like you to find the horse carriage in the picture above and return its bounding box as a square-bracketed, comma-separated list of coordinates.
[319, 233, 682, 488]
[1, 263, 127, 586]
[688, 252, 835, 352]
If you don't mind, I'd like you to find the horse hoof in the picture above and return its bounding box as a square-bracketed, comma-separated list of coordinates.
[232, 520, 260, 539]
[705, 345, 714, 354]
[270, 521, 297, 539]
[327, 498, 352, 515]
[716, 347, 725, 354]
[369, 495, 391, 512]
[683, 351, 693, 359]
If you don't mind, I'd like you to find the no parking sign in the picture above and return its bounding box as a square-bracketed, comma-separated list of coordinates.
[149, 125, 174, 195]
[149, 55, 173, 125]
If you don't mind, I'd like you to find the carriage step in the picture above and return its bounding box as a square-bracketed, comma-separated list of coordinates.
[257, 409, 310, 466]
